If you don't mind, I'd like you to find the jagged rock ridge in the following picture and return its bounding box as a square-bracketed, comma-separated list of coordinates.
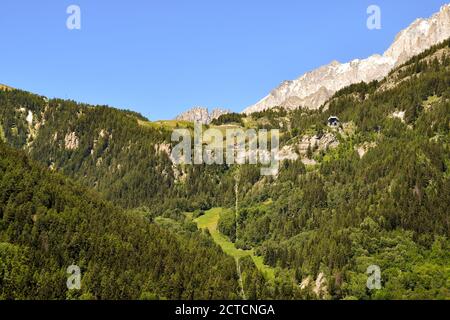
[243, 3, 450, 114]
[175, 107, 230, 124]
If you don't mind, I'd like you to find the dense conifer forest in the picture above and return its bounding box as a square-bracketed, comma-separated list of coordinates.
[0, 142, 240, 299]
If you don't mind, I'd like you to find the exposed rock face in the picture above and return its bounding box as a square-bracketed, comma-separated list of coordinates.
[390, 111, 406, 122]
[299, 273, 328, 298]
[175, 107, 230, 124]
[244, 56, 395, 114]
[276, 132, 340, 163]
[176, 107, 209, 124]
[17, 108, 44, 147]
[209, 108, 231, 122]
[0, 83, 13, 91]
[243, 4, 450, 114]
[91, 129, 111, 155]
[313, 273, 328, 298]
[384, 4, 450, 66]
[64, 132, 79, 150]
[297, 133, 340, 155]
[26, 111, 33, 126]
[355, 142, 377, 159]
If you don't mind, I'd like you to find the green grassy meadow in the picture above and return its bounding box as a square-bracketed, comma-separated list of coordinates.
[194, 208, 275, 281]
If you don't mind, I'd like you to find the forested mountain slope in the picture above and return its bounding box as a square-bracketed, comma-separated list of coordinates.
[0, 92, 236, 212]
[0, 142, 239, 299]
[225, 39, 450, 299]
[0, 39, 449, 300]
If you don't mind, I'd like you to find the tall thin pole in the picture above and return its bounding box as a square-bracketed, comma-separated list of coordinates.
[235, 167, 246, 300]
[235, 171, 240, 243]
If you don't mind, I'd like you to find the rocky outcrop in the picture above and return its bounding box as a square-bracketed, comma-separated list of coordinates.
[313, 273, 328, 298]
[17, 108, 45, 147]
[0, 83, 13, 91]
[175, 107, 230, 124]
[243, 4, 450, 114]
[299, 273, 328, 298]
[297, 133, 340, 154]
[26, 110, 33, 126]
[276, 132, 340, 164]
[355, 142, 377, 159]
[390, 111, 406, 123]
[64, 132, 80, 150]
[209, 108, 231, 122]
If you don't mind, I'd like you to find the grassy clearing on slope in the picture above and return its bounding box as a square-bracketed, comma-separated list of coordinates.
[137, 119, 193, 130]
[194, 208, 275, 281]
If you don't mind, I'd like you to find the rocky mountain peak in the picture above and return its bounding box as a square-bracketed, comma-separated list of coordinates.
[384, 3, 450, 65]
[243, 3, 450, 114]
[175, 107, 230, 124]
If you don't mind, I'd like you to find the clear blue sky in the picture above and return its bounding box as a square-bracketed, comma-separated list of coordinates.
[0, 0, 448, 120]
